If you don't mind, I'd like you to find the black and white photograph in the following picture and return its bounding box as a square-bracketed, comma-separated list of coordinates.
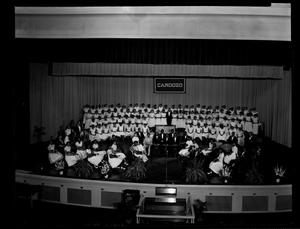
[14, 2, 297, 227]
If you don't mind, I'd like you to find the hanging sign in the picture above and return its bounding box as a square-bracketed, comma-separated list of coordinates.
[154, 78, 186, 93]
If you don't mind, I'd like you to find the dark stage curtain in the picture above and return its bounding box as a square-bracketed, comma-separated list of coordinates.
[20, 39, 291, 67]
[52, 62, 285, 79]
[29, 63, 292, 147]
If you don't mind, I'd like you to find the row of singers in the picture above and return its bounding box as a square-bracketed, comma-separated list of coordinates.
[83, 113, 259, 134]
[82, 104, 258, 116]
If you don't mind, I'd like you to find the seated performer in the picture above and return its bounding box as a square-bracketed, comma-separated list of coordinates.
[208, 149, 225, 175]
[107, 140, 127, 168]
[64, 142, 79, 167]
[178, 136, 194, 157]
[223, 143, 238, 167]
[95, 124, 103, 142]
[89, 124, 97, 142]
[201, 139, 215, 156]
[227, 131, 238, 145]
[130, 141, 148, 163]
[48, 140, 64, 165]
[75, 137, 86, 159]
[64, 125, 72, 144]
[73, 120, 83, 138]
[132, 132, 140, 143]
[87, 141, 107, 167]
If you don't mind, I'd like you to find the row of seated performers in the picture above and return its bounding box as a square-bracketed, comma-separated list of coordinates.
[47, 122, 257, 176]
[81, 103, 261, 134]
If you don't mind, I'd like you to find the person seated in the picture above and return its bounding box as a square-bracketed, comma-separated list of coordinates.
[208, 149, 225, 175]
[73, 120, 83, 138]
[178, 136, 194, 157]
[180, 131, 189, 148]
[47, 140, 64, 164]
[107, 140, 127, 169]
[75, 137, 86, 159]
[87, 141, 107, 168]
[130, 141, 148, 163]
[227, 131, 238, 145]
[89, 124, 97, 142]
[201, 139, 215, 156]
[64, 141, 79, 167]
[223, 143, 238, 168]
[136, 128, 145, 144]
[132, 132, 140, 144]
[64, 125, 72, 144]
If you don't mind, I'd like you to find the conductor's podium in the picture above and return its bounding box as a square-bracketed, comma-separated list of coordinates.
[136, 195, 195, 224]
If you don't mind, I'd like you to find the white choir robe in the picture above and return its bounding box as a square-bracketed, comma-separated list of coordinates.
[116, 125, 125, 137]
[209, 128, 217, 140]
[89, 128, 97, 142]
[201, 142, 214, 156]
[148, 113, 156, 127]
[186, 126, 195, 139]
[132, 145, 148, 162]
[171, 114, 178, 127]
[252, 117, 260, 135]
[178, 140, 193, 157]
[209, 152, 224, 174]
[216, 128, 227, 142]
[194, 127, 202, 140]
[201, 126, 210, 139]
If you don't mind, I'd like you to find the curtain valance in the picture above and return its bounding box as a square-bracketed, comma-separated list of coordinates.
[52, 63, 285, 79]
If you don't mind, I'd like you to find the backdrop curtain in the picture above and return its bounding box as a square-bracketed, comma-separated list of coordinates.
[30, 63, 291, 147]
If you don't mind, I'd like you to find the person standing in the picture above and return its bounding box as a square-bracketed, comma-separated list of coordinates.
[166, 108, 173, 126]
[143, 132, 153, 156]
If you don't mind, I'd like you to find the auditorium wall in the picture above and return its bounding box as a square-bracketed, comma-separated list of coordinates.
[29, 63, 292, 147]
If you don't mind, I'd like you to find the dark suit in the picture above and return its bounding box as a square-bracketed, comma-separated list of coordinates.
[166, 111, 173, 126]
[152, 133, 160, 145]
[245, 134, 256, 151]
[136, 131, 145, 144]
[73, 125, 82, 138]
[158, 133, 167, 156]
[227, 135, 238, 145]
[159, 133, 167, 144]
[55, 137, 65, 154]
[168, 134, 180, 156]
